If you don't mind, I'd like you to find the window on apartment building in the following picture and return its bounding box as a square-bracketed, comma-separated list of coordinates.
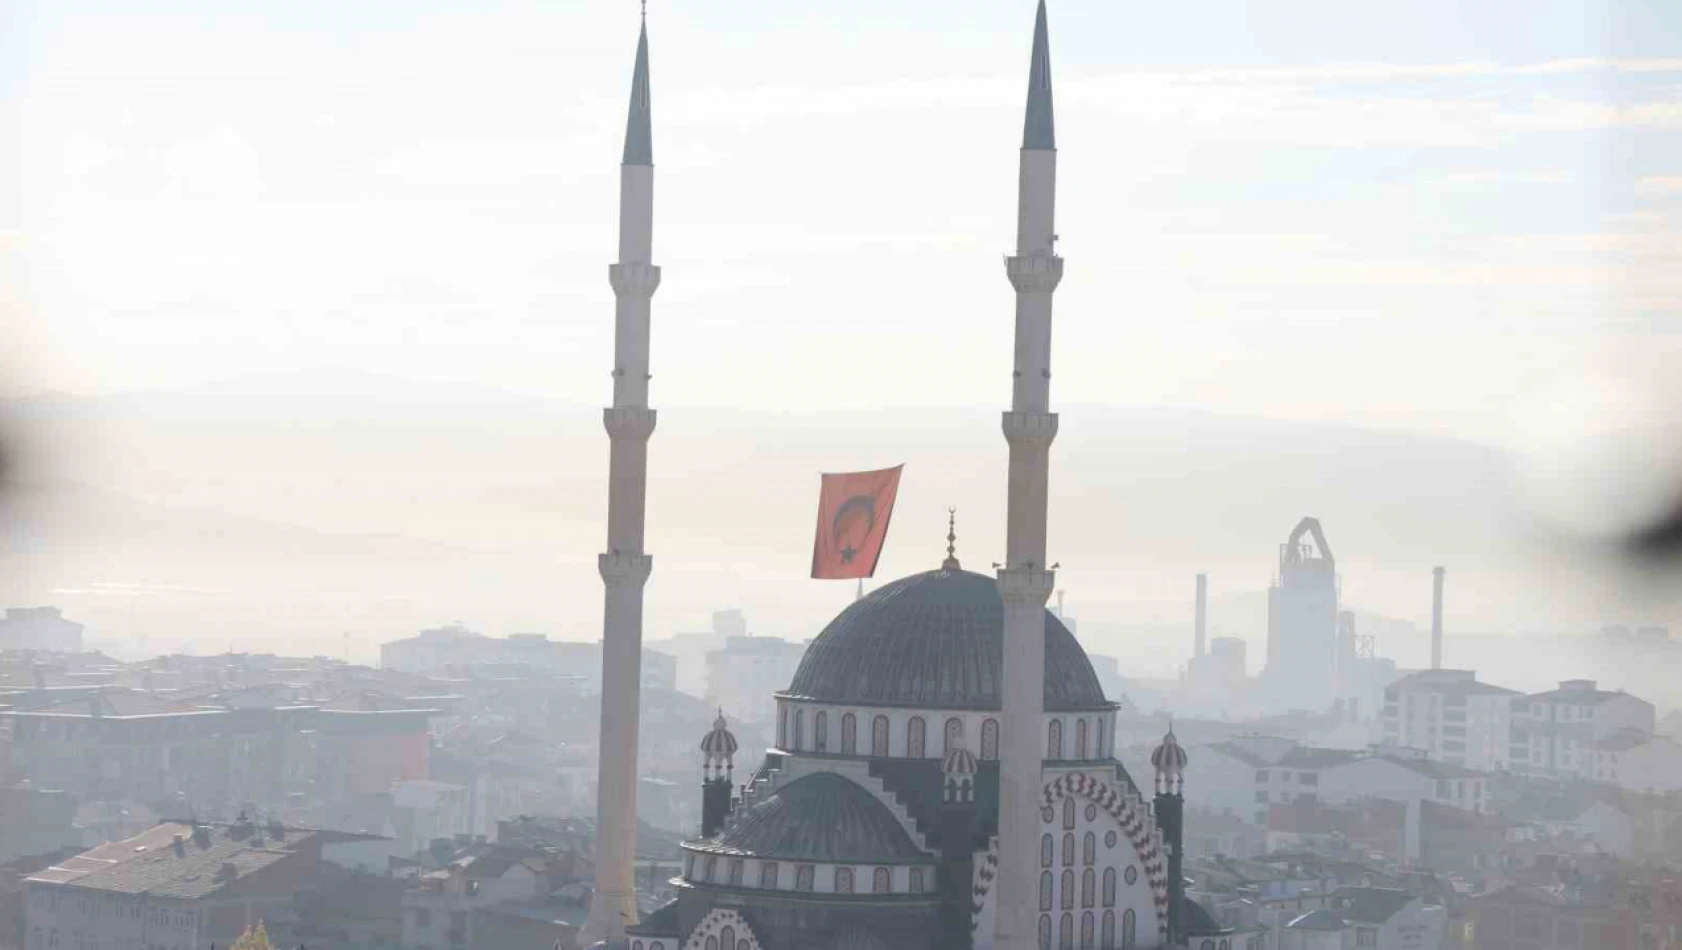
[1255, 770, 1268, 782]
[1300, 773, 1317, 785]
[1436, 781, 1449, 798]
[1280, 771, 1292, 782]
[1255, 792, 1269, 804]
[1356, 929, 1377, 948]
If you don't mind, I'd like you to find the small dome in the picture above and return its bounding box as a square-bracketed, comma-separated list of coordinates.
[1150, 727, 1188, 777]
[784, 568, 1109, 711]
[700, 710, 739, 761]
[701, 773, 928, 863]
[941, 744, 978, 777]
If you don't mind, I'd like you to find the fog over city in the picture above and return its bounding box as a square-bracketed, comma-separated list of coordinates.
[2, 1, 1680, 949]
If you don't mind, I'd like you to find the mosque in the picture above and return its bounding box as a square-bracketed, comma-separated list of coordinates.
[581, 4, 1231, 949]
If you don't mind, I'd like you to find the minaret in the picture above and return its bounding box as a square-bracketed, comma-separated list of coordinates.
[1151, 728, 1189, 946]
[699, 711, 738, 838]
[1431, 565, 1445, 670]
[993, 4, 1062, 949]
[581, 12, 659, 946]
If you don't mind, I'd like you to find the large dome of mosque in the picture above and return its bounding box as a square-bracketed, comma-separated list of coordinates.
[782, 567, 1110, 712]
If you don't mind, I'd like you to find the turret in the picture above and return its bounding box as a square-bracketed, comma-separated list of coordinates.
[1151, 727, 1189, 946]
[699, 710, 738, 837]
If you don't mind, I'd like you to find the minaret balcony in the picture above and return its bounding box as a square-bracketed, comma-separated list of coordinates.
[609, 261, 662, 297]
[603, 406, 658, 440]
[1005, 253, 1063, 293]
[1001, 410, 1058, 448]
[996, 566, 1055, 606]
[599, 552, 653, 586]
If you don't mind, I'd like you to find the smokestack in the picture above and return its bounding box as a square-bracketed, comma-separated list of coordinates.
[1194, 574, 1208, 658]
[1431, 566, 1445, 670]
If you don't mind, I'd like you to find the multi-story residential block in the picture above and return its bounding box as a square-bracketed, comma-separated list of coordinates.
[1381, 669, 1518, 771]
[1511, 680, 1655, 779]
[703, 636, 804, 726]
[1317, 751, 1491, 814]
[1191, 736, 1360, 825]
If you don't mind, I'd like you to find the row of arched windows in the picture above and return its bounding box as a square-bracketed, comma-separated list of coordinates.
[1037, 909, 1135, 950]
[689, 854, 928, 894]
[1046, 717, 1107, 760]
[778, 707, 1111, 760]
[1038, 831, 1103, 872]
[1038, 867, 1118, 910]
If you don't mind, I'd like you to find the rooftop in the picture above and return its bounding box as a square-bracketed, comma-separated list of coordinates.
[28, 821, 319, 898]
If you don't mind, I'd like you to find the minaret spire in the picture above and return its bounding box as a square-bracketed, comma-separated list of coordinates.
[994, 2, 1064, 948]
[582, 10, 661, 946]
[1023, 0, 1055, 150]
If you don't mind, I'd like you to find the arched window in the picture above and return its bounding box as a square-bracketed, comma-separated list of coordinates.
[1040, 871, 1054, 911]
[796, 865, 815, 891]
[909, 867, 926, 893]
[814, 711, 829, 753]
[1199, 943, 1213, 950]
[1122, 909, 1136, 949]
[1041, 834, 1054, 868]
[873, 868, 891, 893]
[1060, 912, 1075, 950]
[792, 709, 804, 751]
[835, 867, 854, 893]
[1039, 916, 1053, 950]
[872, 715, 890, 756]
[944, 717, 964, 755]
[907, 716, 926, 758]
[705, 938, 717, 950]
[760, 862, 779, 888]
[1102, 868, 1116, 907]
[1048, 720, 1064, 759]
[720, 927, 734, 950]
[1061, 869, 1075, 909]
[982, 718, 1000, 760]
[1101, 911, 1115, 950]
[1076, 719, 1089, 759]
[842, 713, 857, 755]
[1083, 832, 1096, 866]
[653, 943, 664, 950]
[1063, 798, 1076, 830]
[705, 855, 718, 881]
[634, 939, 643, 950]
[1096, 718, 1106, 758]
[729, 859, 744, 885]
[1062, 833, 1075, 867]
[778, 705, 788, 748]
[1081, 911, 1095, 950]
[1081, 868, 1095, 907]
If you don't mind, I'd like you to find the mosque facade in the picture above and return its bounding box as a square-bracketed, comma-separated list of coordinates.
[586, 3, 1230, 949]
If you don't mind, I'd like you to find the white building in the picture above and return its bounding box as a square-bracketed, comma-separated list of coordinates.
[704, 635, 806, 726]
[1381, 669, 1518, 771]
[1511, 679, 1655, 778]
[1590, 733, 1682, 793]
[1189, 737, 1360, 826]
[402, 846, 554, 950]
[1280, 888, 1444, 950]
[1316, 751, 1490, 814]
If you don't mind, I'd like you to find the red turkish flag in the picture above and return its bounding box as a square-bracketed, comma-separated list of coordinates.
[810, 465, 904, 579]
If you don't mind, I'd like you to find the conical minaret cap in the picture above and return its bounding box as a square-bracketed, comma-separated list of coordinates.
[1022, 0, 1055, 150]
[622, 20, 653, 165]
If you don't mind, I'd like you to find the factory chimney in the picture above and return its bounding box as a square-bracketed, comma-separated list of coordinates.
[1194, 573, 1208, 658]
[1431, 566, 1445, 670]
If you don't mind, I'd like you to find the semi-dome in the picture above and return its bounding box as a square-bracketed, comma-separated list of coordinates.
[782, 568, 1109, 711]
[698, 772, 929, 863]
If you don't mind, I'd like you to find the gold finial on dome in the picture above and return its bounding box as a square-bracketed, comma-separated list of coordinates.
[942, 507, 960, 570]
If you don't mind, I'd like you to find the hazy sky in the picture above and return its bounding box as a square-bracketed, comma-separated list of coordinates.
[3, 2, 1682, 691]
[4, 0, 1679, 449]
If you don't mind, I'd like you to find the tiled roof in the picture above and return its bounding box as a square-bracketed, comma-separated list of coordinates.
[1287, 909, 1347, 932]
[1338, 886, 1416, 924]
[16, 690, 215, 719]
[1279, 747, 1360, 769]
[1376, 755, 1483, 780]
[28, 821, 316, 898]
